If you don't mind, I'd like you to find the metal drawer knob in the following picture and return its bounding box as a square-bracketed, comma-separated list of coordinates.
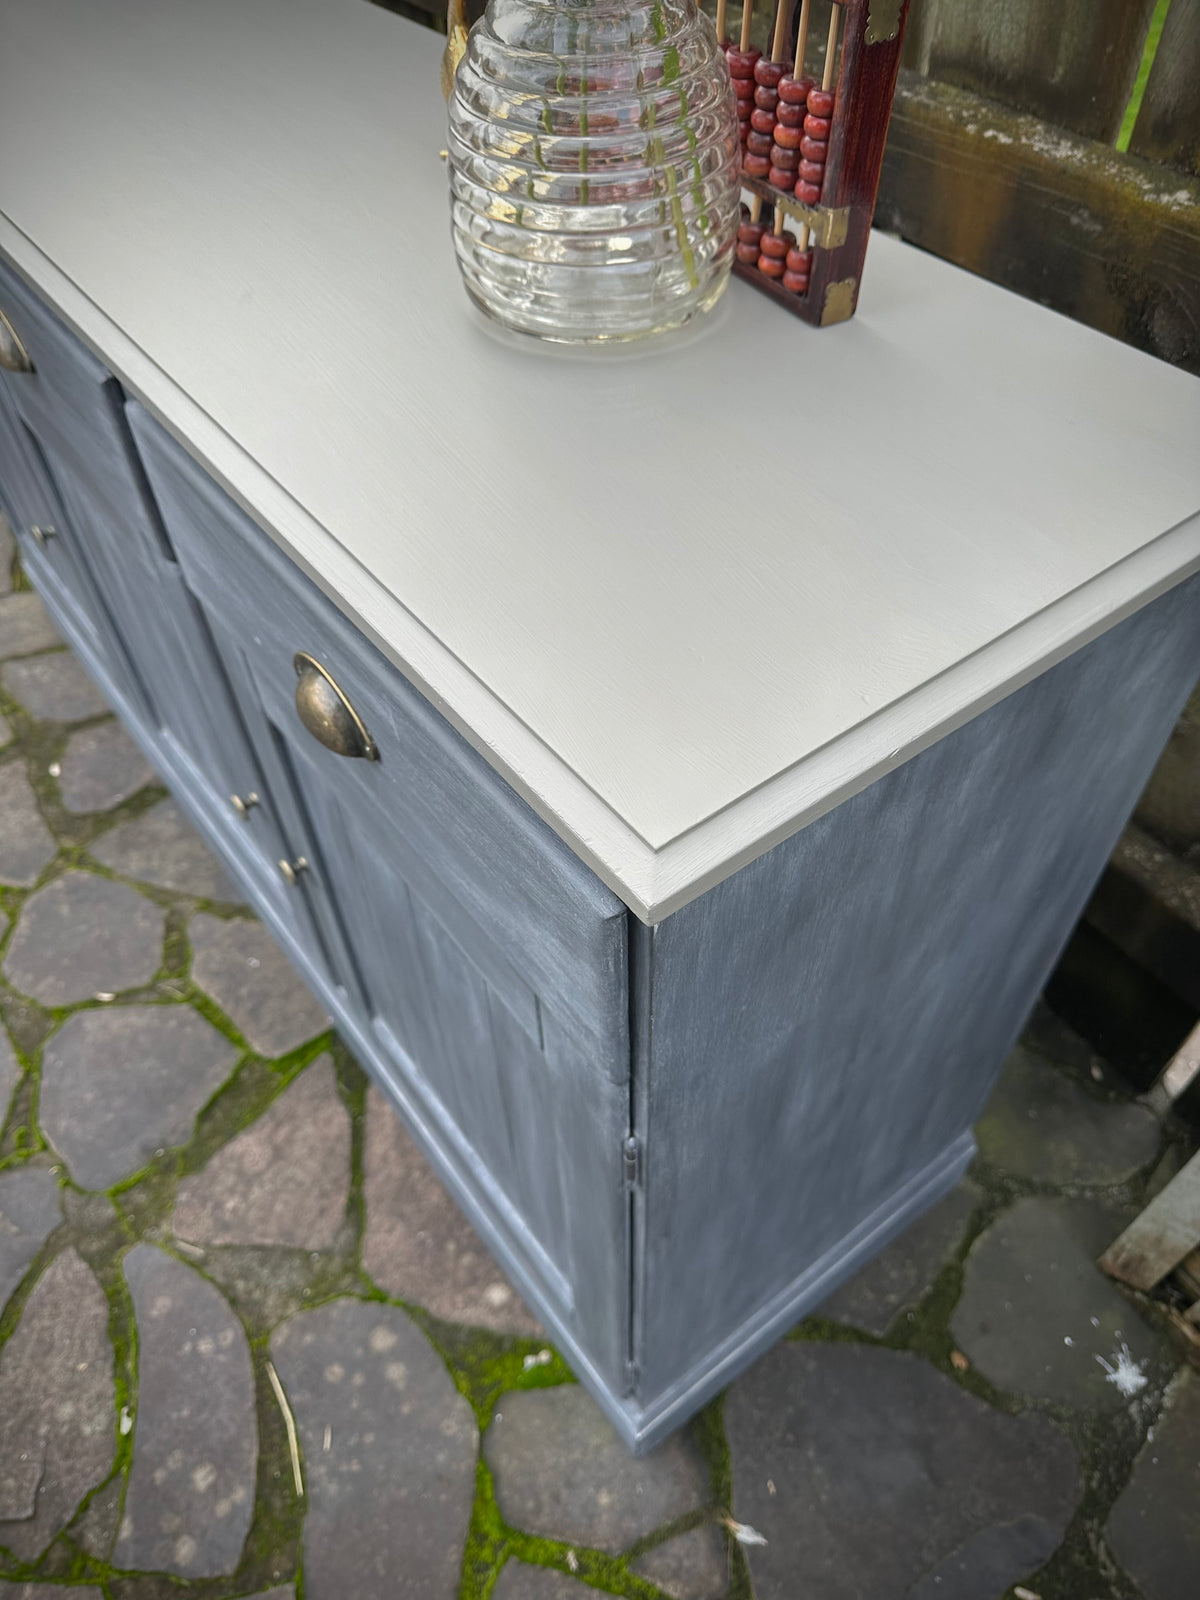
[230, 792, 260, 820]
[0, 309, 34, 373]
[278, 856, 309, 887]
[293, 652, 378, 761]
[29, 525, 57, 549]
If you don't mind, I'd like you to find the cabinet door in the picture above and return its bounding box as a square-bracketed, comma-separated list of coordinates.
[235, 658, 631, 1384]
[0, 259, 156, 717]
[129, 400, 633, 1386]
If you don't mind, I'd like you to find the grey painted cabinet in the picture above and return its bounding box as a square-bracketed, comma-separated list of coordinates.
[3, 254, 1199, 1453]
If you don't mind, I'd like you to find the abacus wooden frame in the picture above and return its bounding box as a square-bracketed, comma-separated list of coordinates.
[732, 0, 912, 325]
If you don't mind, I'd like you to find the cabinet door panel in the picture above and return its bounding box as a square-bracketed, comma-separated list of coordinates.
[268, 727, 630, 1380]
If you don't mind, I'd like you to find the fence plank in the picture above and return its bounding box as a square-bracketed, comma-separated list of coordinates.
[1100, 1149, 1200, 1291]
[1129, 0, 1200, 176]
[901, 0, 1156, 145]
[876, 73, 1200, 374]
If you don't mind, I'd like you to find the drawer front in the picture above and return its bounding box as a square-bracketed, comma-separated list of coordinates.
[127, 402, 630, 1081]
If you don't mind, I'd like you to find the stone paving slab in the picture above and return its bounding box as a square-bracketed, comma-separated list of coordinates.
[116, 1245, 258, 1578]
[189, 913, 329, 1056]
[951, 1196, 1167, 1412]
[630, 1524, 729, 1599]
[1105, 1368, 1200, 1600]
[819, 1181, 978, 1336]
[725, 1342, 1080, 1600]
[1, 652, 109, 722]
[363, 1084, 541, 1336]
[58, 719, 156, 812]
[40, 1004, 239, 1190]
[0, 1026, 19, 1125]
[0, 1166, 60, 1310]
[0, 592, 60, 659]
[91, 798, 240, 902]
[0, 762, 57, 888]
[486, 1385, 712, 1554]
[0, 1586, 103, 1597]
[0, 1249, 115, 1562]
[271, 1297, 477, 1600]
[173, 1054, 350, 1249]
[3, 870, 164, 1005]
[976, 1045, 1162, 1186]
[492, 1563, 593, 1599]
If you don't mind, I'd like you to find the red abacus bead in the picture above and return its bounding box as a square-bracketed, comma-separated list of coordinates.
[785, 246, 813, 273]
[753, 85, 779, 111]
[798, 157, 825, 183]
[757, 255, 787, 278]
[768, 166, 796, 189]
[726, 48, 760, 78]
[754, 58, 785, 86]
[803, 113, 832, 139]
[759, 230, 793, 258]
[806, 87, 835, 116]
[747, 131, 774, 156]
[772, 123, 803, 150]
[800, 135, 828, 161]
[735, 241, 761, 264]
[751, 107, 776, 133]
[794, 178, 822, 204]
[770, 145, 800, 169]
[744, 154, 771, 178]
[775, 101, 804, 127]
[782, 270, 810, 294]
[738, 115, 752, 133]
[735, 83, 757, 106]
[778, 74, 815, 104]
[737, 221, 765, 245]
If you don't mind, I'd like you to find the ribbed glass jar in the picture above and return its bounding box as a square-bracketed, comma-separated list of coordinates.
[447, 0, 740, 343]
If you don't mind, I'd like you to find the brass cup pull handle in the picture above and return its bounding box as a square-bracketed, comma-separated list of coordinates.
[293, 652, 378, 761]
[279, 856, 309, 887]
[0, 309, 34, 374]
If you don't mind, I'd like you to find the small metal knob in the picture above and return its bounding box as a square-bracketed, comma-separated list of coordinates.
[29, 525, 57, 549]
[0, 309, 34, 374]
[230, 792, 260, 820]
[293, 652, 378, 761]
[278, 856, 309, 887]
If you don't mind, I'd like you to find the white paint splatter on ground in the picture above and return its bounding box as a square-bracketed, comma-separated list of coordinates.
[1096, 1342, 1148, 1397]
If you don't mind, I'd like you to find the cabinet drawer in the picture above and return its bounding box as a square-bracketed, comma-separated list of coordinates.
[127, 402, 630, 1079]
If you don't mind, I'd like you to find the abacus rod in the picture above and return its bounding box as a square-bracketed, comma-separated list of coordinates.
[739, 0, 755, 54]
[822, 1, 839, 92]
[716, 0, 727, 45]
[770, 0, 791, 63]
[792, 0, 811, 78]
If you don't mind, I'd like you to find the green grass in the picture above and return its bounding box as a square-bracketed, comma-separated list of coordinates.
[1115, 0, 1172, 153]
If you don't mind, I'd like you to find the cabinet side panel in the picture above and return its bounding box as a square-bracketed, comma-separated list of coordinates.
[637, 577, 1200, 1407]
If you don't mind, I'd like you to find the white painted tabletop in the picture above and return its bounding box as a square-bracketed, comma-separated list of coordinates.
[2, 0, 1199, 920]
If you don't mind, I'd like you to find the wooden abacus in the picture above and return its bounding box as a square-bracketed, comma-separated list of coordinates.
[720, 0, 911, 326]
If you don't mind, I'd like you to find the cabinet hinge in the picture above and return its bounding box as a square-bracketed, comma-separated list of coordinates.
[622, 1135, 642, 1188]
[623, 1358, 640, 1396]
